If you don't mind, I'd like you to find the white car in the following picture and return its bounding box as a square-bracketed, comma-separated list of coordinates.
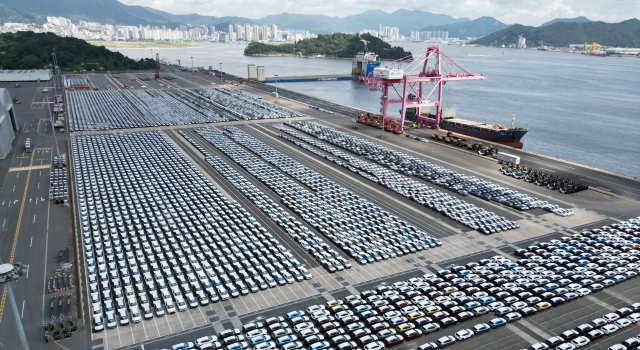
[601, 324, 619, 334]
[571, 336, 590, 348]
[627, 313, 640, 323]
[614, 318, 631, 328]
[196, 336, 219, 347]
[454, 329, 474, 340]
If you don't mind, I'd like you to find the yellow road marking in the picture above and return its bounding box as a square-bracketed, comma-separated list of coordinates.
[9, 165, 51, 172]
[0, 148, 35, 323]
[48, 335, 73, 350]
[37, 119, 41, 132]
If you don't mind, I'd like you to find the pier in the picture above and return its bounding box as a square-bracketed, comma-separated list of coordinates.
[261, 74, 357, 83]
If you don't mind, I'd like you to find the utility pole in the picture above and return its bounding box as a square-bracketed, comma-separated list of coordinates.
[219, 63, 223, 85]
[274, 74, 278, 103]
[380, 95, 388, 139]
[49, 49, 61, 161]
[191, 57, 193, 70]
[0, 263, 30, 350]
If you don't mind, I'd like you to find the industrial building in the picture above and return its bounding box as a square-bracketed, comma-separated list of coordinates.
[0, 88, 17, 158]
[0, 69, 52, 82]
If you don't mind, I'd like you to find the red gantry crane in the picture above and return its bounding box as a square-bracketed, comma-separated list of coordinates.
[360, 46, 486, 133]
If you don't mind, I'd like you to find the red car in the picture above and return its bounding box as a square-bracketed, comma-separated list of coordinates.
[404, 291, 421, 299]
[428, 278, 443, 286]
[321, 322, 341, 331]
[383, 335, 404, 346]
[456, 311, 474, 321]
[432, 311, 450, 320]
[395, 300, 411, 309]
[586, 330, 604, 340]
[443, 274, 457, 281]
[427, 291, 444, 299]
[403, 329, 422, 339]
[268, 322, 288, 332]
[370, 322, 389, 331]
[466, 262, 479, 269]
[377, 305, 395, 314]
[561, 330, 579, 340]
[449, 306, 465, 315]
[617, 307, 633, 317]
[464, 287, 480, 295]
[351, 328, 371, 339]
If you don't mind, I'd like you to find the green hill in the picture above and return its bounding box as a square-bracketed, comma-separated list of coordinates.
[420, 16, 509, 39]
[540, 16, 591, 27]
[244, 33, 411, 60]
[0, 31, 157, 71]
[472, 19, 640, 47]
[0, 0, 180, 27]
[0, 3, 42, 25]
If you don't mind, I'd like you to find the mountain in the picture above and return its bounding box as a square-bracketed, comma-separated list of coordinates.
[0, 0, 181, 27]
[541, 16, 591, 27]
[143, 7, 256, 28]
[256, 10, 469, 34]
[0, 1, 469, 34]
[419, 16, 508, 39]
[0, 3, 42, 24]
[472, 19, 640, 47]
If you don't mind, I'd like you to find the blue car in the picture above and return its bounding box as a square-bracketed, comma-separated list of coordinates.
[309, 341, 330, 350]
[612, 275, 627, 283]
[544, 283, 559, 291]
[488, 318, 507, 328]
[458, 270, 472, 276]
[276, 335, 298, 346]
[225, 342, 248, 350]
[552, 267, 567, 274]
[353, 305, 372, 314]
[286, 310, 305, 320]
[478, 296, 496, 305]
[464, 301, 481, 310]
[250, 335, 271, 346]
[504, 263, 518, 269]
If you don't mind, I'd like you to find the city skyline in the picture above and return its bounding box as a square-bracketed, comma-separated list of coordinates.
[117, 0, 639, 26]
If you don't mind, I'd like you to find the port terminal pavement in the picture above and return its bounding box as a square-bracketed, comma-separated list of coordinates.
[2, 72, 637, 350]
[0, 80, 91, 350]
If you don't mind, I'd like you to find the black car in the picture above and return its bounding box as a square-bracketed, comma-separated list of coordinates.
[549, 297, 565, 306]
[439, 317, 457, 328]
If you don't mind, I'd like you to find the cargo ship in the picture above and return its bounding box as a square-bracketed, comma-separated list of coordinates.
[408, 108, 529, 148]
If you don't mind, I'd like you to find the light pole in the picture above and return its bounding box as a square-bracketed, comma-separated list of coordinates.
[219, 63, 223, 85]
[274, 74, 278, 103]
[191, 56, 193, 70]
[0, 263, 30, 350]
[380, 95, 388, 139]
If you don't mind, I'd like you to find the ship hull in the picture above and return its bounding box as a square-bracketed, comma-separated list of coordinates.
[419, 117, 528, 148]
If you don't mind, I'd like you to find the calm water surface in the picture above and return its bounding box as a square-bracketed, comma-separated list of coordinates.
[115, 42, 640, 178]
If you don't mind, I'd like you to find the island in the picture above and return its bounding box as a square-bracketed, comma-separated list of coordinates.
[0, 31, 157, 71]
[244, 33, 412, 60]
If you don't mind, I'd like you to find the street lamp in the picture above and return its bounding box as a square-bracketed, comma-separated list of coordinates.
[274, 74, 278, 103]
[219, 63, 223, 85]
[0, 263, 30, 350]
[191, 56, 193, 70]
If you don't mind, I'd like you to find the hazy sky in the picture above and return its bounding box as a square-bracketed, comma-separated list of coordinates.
[120, 0, 638, 26]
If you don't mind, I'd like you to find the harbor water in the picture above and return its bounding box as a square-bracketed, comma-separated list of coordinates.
[114, 42, 640, 179]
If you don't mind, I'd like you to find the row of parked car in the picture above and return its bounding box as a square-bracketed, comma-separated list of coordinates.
[73, 133, 311, 331]
[281, 121, 573, 218]
[195, 126, 441, 269]
[66, 87, 300, 132]
[162, 216, 640, 350]
[196, 88, 301, 120]
[275, 125, 517, 234]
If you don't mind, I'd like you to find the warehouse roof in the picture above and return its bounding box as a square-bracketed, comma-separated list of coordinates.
[0, 70, 52, 82]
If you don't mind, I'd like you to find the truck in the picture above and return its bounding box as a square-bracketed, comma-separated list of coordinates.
[497, 152, 520, 165]
[25, 138, 32, 153]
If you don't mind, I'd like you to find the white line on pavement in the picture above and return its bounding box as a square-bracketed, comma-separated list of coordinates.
[506, 323, 539, 344]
